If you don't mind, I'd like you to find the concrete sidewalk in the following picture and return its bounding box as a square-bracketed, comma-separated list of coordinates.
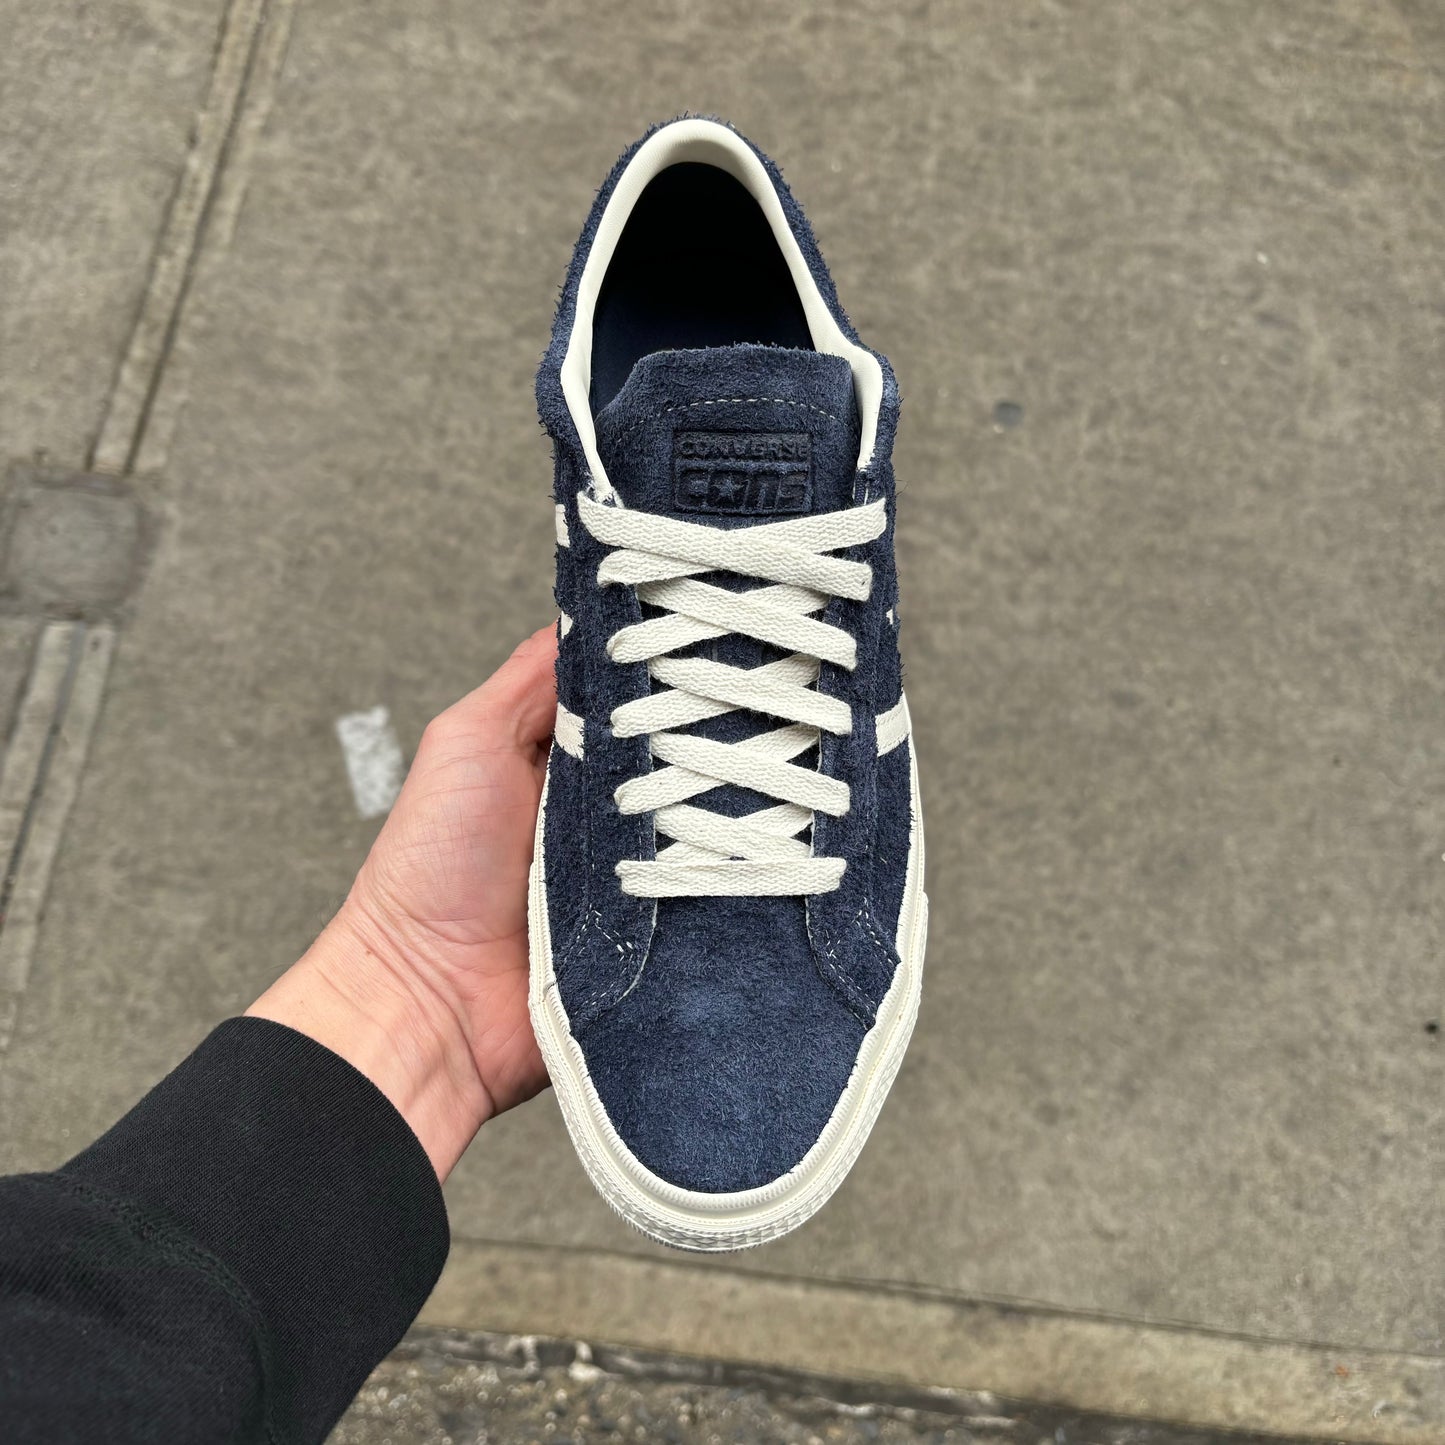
[2, 1, 1442, 1439]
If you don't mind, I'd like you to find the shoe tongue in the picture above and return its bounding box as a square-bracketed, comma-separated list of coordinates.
[593, 345, 859, 521]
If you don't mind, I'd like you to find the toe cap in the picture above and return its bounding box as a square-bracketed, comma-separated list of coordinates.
[573, 898, 867, 1194]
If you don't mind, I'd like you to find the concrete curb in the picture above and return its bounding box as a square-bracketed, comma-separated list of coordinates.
[423, 1240, 1442, 1442]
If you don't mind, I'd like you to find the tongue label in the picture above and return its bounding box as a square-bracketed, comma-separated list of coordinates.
[672, 430, 812, 516]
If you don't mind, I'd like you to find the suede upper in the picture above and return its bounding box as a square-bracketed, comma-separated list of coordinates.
[537, 120, 912, 1195]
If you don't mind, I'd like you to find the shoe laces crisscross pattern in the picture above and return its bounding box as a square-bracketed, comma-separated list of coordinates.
[577, 491, 886, 898]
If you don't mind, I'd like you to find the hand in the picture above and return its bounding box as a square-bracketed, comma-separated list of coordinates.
[247, 624, 558, 1179]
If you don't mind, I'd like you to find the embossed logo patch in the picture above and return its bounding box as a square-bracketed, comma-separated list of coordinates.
[672, 430, 813, 516]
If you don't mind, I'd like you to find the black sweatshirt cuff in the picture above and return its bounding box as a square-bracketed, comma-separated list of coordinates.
[61, 1017, 449, 1441]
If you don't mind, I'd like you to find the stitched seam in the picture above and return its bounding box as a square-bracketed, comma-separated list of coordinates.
[553, 535, 635, 1029]
[824, 950, 872, 1021]
[609, 395, 842, 446]
[562, 521, 652, 1027]
[557, 893, 643, 1028]
[806, 905, 874, 1024]
[858, 899, 897, 965]
[52, 1175, 284, 1445]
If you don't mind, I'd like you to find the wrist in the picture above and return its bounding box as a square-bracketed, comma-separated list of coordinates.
[246, 903, 492, 1180]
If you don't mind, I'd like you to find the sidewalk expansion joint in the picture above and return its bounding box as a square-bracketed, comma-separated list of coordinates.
[0, 623, 115, 1050]
[90, 0, 297, 479]
[0, 0, 296, 1044]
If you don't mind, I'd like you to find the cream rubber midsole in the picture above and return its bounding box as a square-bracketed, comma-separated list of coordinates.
[527, 723, 927, 1252]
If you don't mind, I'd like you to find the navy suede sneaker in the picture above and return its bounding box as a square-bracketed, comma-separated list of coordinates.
[529, 118, 926, 1250]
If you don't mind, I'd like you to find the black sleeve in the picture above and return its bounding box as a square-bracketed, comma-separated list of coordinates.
[0, 1017, 450, 1444]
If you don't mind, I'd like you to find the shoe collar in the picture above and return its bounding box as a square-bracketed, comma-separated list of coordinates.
[552, 117, 886, 502]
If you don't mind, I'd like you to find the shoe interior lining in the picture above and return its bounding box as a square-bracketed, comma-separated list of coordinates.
[558, 118, 883, 497]
[589, 163, 815, 411]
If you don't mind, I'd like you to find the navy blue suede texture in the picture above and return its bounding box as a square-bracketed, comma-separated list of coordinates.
[583, 895, 868, 1193]
[595, 344, 859, 524]
[538, 118, 914, 1194]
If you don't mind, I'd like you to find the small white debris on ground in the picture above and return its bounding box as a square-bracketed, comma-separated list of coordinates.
[335, 706, 404, 819]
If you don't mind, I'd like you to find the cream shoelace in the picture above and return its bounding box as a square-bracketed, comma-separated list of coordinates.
[577, 492, 886, 898]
